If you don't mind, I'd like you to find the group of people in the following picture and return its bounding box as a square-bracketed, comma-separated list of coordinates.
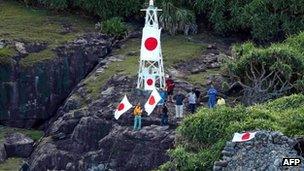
[132, 75, 225, 131]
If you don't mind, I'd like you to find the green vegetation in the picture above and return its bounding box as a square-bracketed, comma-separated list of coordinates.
[191, 0, 304, 42]
[101, 17, 127, 38]
[0, 1, 94, 66]
[0, 47, 16, 64]
[0, 158, 23, 171]
[161, 94, 304, 170]
[160, 1, 197, 35]
[85, 35, 204, 99]
[227, 32, 304, 104]
[19, 0, 304, 41]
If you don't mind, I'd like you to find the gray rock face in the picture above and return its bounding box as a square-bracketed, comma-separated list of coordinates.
[4, 132, 34, 158]
[0, 143, 7, 162]
[214, 131, 304, 171]
[0, 33, 113, 128]
[28, 74, 177, 171]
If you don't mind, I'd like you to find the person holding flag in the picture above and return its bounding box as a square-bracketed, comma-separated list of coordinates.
[133, 103, 143, 131]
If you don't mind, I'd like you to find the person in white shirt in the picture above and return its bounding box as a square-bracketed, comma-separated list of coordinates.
[187, 89, 197, 114]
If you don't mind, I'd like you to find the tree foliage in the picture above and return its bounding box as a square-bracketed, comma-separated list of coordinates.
[191, 0, 304, 42]
[159, 1, 197, 35]
[101, 17, 127, 38]
[19, 0, 304, 41]
[160, 94, 304, 170]
[227, 32, 304, 105]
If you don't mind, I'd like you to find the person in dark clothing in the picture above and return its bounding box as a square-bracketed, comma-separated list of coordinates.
[161, 104, 169, 126]
[165, 75, 175, 102]
[194, 87, 201, 102]
[173, 90, 186, 118]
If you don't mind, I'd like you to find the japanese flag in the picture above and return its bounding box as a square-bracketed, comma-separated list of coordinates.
[140, 27, 161, 61]
[144, 76, 156, 90]
[232, 131, 257, 142]
[114, 95, 133, 120]
[145, 88, 161, 115]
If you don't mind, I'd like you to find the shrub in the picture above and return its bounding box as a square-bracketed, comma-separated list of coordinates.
[192, 0, 304, 42]
[101, 17, 127, 38]
[161, 94, 304, 170]
[227, 32, 304, 105]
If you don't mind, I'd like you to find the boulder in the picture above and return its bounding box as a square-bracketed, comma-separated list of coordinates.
[215, 131, 304, 171]
[4, 133, 34, 158]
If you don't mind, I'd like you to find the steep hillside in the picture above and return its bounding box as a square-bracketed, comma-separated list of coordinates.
[0, 1, 113, 128]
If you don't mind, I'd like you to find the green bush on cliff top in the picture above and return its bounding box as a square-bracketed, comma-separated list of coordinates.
[160, 94, 304, 170]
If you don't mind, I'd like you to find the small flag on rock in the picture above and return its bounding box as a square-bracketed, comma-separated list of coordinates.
[145, 88, 161, 115]
[114, 95, 133, 120]
[232, 131, 257, 142]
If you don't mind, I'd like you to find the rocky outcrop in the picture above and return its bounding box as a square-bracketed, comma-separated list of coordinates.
[214, 131, 304, 171]
[0, 33, 113, 128]
[0, 143, 7, 162]
[28, 73, 177, 171]
[4, 132, 34, 158]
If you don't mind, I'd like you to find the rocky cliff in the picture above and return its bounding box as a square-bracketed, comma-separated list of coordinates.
[0, 34, 113, 128]
[28, 73, 176, 171]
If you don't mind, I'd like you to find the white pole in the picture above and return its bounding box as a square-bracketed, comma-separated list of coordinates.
[149, 0, 154, 6]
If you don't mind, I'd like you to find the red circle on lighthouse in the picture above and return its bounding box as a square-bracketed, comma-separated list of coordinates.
[147, 79, 154, 86]
[145, 37, 158, 51]
[117, 103, 125, 111]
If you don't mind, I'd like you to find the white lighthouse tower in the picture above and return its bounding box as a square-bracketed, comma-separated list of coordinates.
[137, 0, 166, 91]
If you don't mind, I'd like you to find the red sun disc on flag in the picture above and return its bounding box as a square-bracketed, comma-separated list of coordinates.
[149, 96, 156, 105]
[117, 103, 125, 111]
[147, 79, 153, 86]
[145, 37, 158, 51]
[241, 132, 250, 140]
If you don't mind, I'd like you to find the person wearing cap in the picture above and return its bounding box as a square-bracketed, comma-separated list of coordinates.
[165, 75, 175, 102]
[133, 103, 143, 130]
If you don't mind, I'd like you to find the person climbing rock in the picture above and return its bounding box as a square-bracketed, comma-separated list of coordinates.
[133, 103, 143, 130]
[208, 84, 218, 108]
[165, 75, 175, 102]
[161, 103, 169, 126]
[173, 90, 185, 118]
[157, 88, 167, 115]
[187, 89, 197, 113]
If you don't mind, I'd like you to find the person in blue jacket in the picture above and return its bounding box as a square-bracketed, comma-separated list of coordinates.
[208, 84, 218, 108]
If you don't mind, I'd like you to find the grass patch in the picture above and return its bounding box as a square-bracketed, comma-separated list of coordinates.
[0, 158, 23, 171]
[0, 1, 94, 65]
[186, 69, 221, 86]
[85, 35, 205, 99]
[20, 49, 55, 66]
[0, 125, 44, 142]
[0, 47, 16, 58]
